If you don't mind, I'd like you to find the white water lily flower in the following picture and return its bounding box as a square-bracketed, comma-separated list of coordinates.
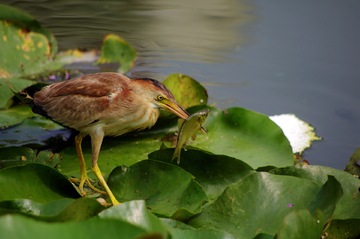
[269, 114, 322, 154]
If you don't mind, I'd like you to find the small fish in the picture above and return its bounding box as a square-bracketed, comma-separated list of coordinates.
[172, 109, 211, 164]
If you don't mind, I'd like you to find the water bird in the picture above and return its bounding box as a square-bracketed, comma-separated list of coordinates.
[30, 72, 190, 206]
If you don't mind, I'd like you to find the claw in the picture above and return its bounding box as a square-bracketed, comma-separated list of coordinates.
[69, 177, 106, 195]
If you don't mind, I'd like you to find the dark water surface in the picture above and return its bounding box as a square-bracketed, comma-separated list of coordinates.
[3, 0, 360, 170]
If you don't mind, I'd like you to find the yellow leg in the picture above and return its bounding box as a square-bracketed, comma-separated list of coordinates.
[70, 133, 106, 196]
[91, 131, 121, 206]
[92, 164, 120, 206]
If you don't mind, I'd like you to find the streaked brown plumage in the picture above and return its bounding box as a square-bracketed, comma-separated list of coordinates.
[31, 72, 189, 205]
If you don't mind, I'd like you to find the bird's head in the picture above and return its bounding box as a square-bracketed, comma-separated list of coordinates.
[131, 78, 190, 120]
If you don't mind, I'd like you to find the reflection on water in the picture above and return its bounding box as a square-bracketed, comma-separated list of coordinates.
[5, 0, 256, 71]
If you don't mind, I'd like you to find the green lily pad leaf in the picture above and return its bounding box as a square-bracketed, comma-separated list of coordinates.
[270, 165, 360, 220]
[107, 160, 209, 220]
[345, 146, 360, 177]
[23, 115, 65, 130]
[0, 21, 53, 78]
[0, 78, 36, 109]
[0, 197, 105, 222]
[277, 209, 325, 239]
[166, 216, 275, 239]
[252, 234, 276, 239]
[0, 5, 62, 78]
[0, 4, 42, 30]
[0, 146, 35, 168]
[308, 175, 343, 223]
[161, 218, 236, 239]
[0, 163, 80, 203]
[0, 104, 36, 128]
[0, 4, 57, 56]
[98, 200, 168, 237]
[160, 74, 208, 118]
[0, 214, 160, 239]
[160, 218, 195, 230]
[165, 226, 236, 239]
[0, 147, 61, 169]
[188, 172, 321, 238]
[149, 148, 255, 200]
[324, 219, 360, 239]
[34, 151, 62, 167]
[95, 34, 137, 74]
[188, 106, 294, 169]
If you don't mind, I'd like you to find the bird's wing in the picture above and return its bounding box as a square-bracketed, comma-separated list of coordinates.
[33, 73, 132, 130]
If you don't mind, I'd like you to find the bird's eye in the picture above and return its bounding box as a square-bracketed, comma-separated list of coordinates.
[157, 95, 164, 101]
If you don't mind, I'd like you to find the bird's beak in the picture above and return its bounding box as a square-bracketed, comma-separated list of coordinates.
[161, 100, 190, 120]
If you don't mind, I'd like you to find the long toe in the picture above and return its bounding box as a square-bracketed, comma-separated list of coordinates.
[69, 177, 87, 196]
[69, 176, 106, 196]
[85, 178, 107, 194]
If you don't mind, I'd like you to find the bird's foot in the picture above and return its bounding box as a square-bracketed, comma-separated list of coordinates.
[69, 177, 107, 196]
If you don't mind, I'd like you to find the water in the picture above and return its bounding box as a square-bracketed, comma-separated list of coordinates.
[3, 0, 360, 170]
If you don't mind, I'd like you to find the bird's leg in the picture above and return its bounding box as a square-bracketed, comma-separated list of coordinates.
[91, 131, 121, 206]
[69, 132, 106, 196]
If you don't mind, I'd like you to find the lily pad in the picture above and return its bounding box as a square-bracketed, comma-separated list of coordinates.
[0, 197, 105, 222]
[0, 78, 36, 109]
[161, 217, 237, 239]
[0, 21, 51, 78]
[0, 104, 36, 128]
[149, 148, 255, 200]
[270, 165, 360, 220]
[160, 218, 195, 230]
[164, 226, 236, 239]
[188, 172, 324, 239]
[95, 33, 137, 74]
[107, 160, 209, 220]
[0, 163, 80, 203]
[0, 214, 156, 239]
[98, 200, 167, 236]
[0, 4, 57, 56]
[0, 147, 62, 169]
[21, 116, 66, 130]
[0, 5, 69, 105]
[345, 146, 360, 177]
[324, 219, 360, 239]
[308, 175, 343, 223]
[252, 234, 276, 239]
[277, 209, 324, 239]
[162, 73, 208, 113]
[99, 200, 236, 239]
[188, 106, 294, 169]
